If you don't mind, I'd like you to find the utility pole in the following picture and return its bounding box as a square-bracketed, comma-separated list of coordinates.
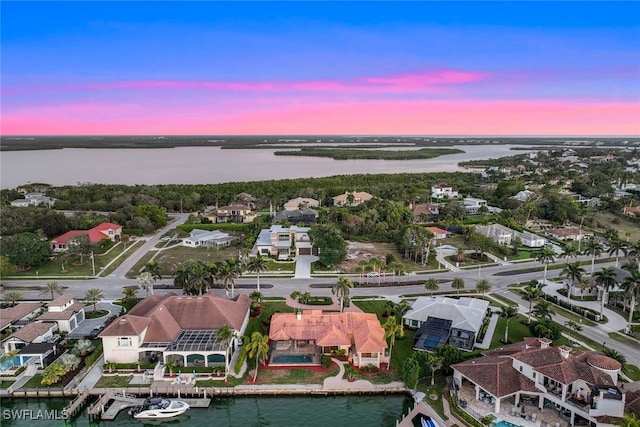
[90, 251, 96, 277]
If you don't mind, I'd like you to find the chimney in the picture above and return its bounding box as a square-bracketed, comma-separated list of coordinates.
[559, 345, 572, 359]
[296, 311, 302, 321]
[539, 338, 552, 349]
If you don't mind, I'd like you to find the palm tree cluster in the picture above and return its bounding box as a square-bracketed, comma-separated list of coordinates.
[173, 257, 243, 297]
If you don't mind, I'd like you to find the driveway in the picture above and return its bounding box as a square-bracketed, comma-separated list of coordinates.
[69, 302, 122, 338]
[294, 255, 318, 279]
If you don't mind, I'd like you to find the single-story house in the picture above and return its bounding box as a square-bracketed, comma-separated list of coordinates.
[283, 197, 320, 211]
[274, 208, 318, 224]
[269, 310, 388, 368]
[403, 296, 489, 351]
[182, 229, 234, 249]
[36, 295, 86, 333]
[50, 222, 122, 251]
[452, 338, 626, 426]
[332, 191, 373, 207]
[425, 227, 452, 240]
[99, 292, 251, 373]
[547, 227, 592, 242]
[623, 206, 640, 216]
[253, 225, 313, 260]
[0, 303, 42, 331]
[476, 224, 546, 248]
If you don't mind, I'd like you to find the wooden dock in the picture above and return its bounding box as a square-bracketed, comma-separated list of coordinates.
[62, 389, 90, 417]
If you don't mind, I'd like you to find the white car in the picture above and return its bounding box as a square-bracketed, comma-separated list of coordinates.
[367, 272, 379, 277]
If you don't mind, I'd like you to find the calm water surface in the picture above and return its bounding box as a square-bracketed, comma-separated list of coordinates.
[0, 145, 534, 188]
[0, 395, 412, 426]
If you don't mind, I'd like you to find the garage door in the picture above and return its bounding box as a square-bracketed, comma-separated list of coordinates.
[298, 248, 312, 255]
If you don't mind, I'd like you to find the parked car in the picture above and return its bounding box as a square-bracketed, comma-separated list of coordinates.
[367, 272, 379, 277]
[89, 325, 105, 338]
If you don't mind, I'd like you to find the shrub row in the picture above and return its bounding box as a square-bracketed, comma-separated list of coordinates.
[542, 293, 601, 321]
[123, 228, 144, 236]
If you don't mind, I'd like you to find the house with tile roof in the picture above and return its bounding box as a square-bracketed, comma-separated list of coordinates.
[269, 310, 388, 368]
[99, 292, 251, 373]
[3, 322, 58, 353]
[0, 302, 42, 331]
[403, 296, 489, 351]
[332, 191, 374, 207]
[50, 222, 122, 251]
[411, 203, 440, 222]
[283, 197, 320, 211]
[452, 338, 626, 427]
[36, 295, 86, 333]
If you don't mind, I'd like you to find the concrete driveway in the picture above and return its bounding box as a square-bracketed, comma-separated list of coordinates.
[70, 302, 122, 338]
[294, 255, 318, 278]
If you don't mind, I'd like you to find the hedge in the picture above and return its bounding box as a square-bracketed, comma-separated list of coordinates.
[84, 342, 103, 366]
[304, 297, 333, 306]
[542, 293, 601, 321]
[176, 223, 252, 233]
[123, 228, 144, 237]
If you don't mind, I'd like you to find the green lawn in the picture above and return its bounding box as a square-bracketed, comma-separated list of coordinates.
[244, 301, 294, 338]
[20, 374, 44, 389]
[608, 331, 640, 349]
[491, 315, 532, 348]
[623, 364, 640, 381]
[94, 375, 134, 388]
[416, 375, 449, 421]
[0, 380, 16, 389]
[100, 241, 145, 276]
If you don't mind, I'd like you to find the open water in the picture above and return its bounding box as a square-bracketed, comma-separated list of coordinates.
[0, 395, 412, 426]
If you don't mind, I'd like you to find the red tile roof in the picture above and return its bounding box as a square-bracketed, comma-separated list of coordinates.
[51, 222, 121, 245]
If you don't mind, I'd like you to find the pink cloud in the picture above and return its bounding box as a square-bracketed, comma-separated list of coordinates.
[2, 98, 638, 135]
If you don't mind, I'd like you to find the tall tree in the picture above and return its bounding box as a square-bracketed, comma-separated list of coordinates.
[608, 238, 628, 268]
[383, 316, 404, 371]
[523, 281, 544, 324]
[137, 272, 155, 297]
[451, 277, 465, 295]
[141, 259, 163, 281]
[84, 288, 104, 313]
[561, 262, 585, 302]
[247, 256, 268, 293]
[583, 239, 603, 273]
[532, 300, 554, 321]
[41, 280, 63, 300]
[0, 232, 51, 268]
[536, 247, 556, 284]
[0, 256, 17, 278]
[560, 243, 580, 265]
[246, 331, 270, 382]
[54, 251, 69, 273]
[425, 353, 444, 386]
[173, 259, 210, 296]
[424, 278, 439, 297]
[593, 267, 617, 317]
[500, 305, 518, 343]
[564, 320, 583, 344]
[622, 271, 640, 334]
[332, 276, 354, 312]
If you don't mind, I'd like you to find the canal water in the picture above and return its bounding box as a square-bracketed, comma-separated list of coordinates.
[0, 395, 412, 426]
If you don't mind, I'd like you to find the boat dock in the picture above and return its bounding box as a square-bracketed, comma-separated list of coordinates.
[90, 392, 211, 421]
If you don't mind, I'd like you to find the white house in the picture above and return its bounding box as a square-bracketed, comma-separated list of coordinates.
[36, 295, 86, 333]
[463, 197, 488, 214]
[182, 229, 233, 249]
[431, 183, 459, 199]
[403, 296, 489, 351]
[253, 225, 313, 260]
[10, 193, 57, 207]
[3, 322, 57, 353]
[476, 224, 546, 248]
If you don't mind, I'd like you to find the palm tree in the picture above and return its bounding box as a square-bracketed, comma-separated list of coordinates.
[560, 243, 580, 265]
[247, 256, 268, 293]
[532, 300, 554, 321]
[137, 272, 155, 297]
[332, 276, 354, 312]
[383, 316, 405, 371]
[246, 331, 270, 382]
[622, 271, 640, 334]
[608, 238, 628, 267]
[3, 290, 23, 307]
[84, 288, 104, 313]
[523, 281, 544, 324]
[122, 287, 137, 305]
[142, 259, 163, 281]
[454, 248, 466, 264]
[41, 280, 63, 300]
[536, 247, 556, 284]
[173, 259, 210, 296]
[451, 277, 465, 295]
[216, 324, 235, 378]
[217, 258, 241, 298]
[613, 413, 640, 427]
[426, 353, 444, 386]
[500, 305, 518, 343]
[602, 348, 627, 370]
[564, 320, 583, 344]
[424, 278, 439, 297]
[593, 267, 617, 317]
[476, 279, 491, 297]
[561, 262, 585, 302]
[583, 239, 603, 273]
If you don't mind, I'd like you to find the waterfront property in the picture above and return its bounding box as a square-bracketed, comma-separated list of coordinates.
[0, 302, 42, 331]
[50, 222, 122, 251]
[268, 310, 388, 368]
[99, 292, 251, 373]
[403, 296, 489, 351]
[36, 295, 86, 333]
[452, 337, 626, 427]
[252, 224, 313, 260]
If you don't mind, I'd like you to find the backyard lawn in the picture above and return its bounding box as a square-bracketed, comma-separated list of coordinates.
[94, 375, 134, 388]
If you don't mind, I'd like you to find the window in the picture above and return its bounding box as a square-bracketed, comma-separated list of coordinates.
[361, 353, 373, 358]
[519, 366, 523, 372]
[533, 372, 536, 379]
[118, 337, 132, 347]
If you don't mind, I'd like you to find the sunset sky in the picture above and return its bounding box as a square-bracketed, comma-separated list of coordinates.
[2, 1, 639, 136]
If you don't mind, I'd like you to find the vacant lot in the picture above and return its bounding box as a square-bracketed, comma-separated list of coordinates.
[154, 244, 244, 274]
[341, 241, 422, 273]
[589, 212, 640, 242]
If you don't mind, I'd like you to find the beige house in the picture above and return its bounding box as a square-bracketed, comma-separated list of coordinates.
[332, 191, 373, 207]
[37, 295, 86, 333]
[99, 292, 251, 374]
[284, 197, 320, 211]
[207, 205, 256, 223]
[269, 310, 388, 368]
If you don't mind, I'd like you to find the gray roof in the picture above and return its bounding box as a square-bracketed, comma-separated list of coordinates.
[403, 296, 489, 333]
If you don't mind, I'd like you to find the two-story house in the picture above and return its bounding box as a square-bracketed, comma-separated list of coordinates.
[209, 205, 256, 224]
[253, 225, 313, 260]
[453, 338, 626, 427]
[431, 183, 459, 199]
[36, 295, 86, 333]
[50, 222, 122, 251]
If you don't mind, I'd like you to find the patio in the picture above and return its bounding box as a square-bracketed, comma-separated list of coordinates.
[269, 340, 321, 366]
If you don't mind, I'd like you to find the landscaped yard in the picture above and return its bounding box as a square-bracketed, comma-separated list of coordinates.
[417, 375, 449, 422]
[0, 380, 16, 389]
[20, 374, 43, 389]
[94, 375, 134, 388]
[251, 365, 340, 385]
[244, 301, 295, 337]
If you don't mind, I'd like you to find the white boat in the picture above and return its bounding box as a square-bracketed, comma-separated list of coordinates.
[129, 397, 190, 419]
[421, 415, 438, 427]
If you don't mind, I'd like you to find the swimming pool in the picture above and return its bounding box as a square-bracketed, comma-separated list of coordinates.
[271, 354, 314, 364]
[494, 421, 521, 427]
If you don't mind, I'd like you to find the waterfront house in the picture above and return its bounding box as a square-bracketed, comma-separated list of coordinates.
[0, 302, 42, 332]
[283, 197, 320, 211]
[50, 222, 122, 251]
[403, 296, 489, 351]
[452, 338, 626, 427]
[99, 292, 251, 373]
[268, 310, 388, 368]
[182, 229, 234, 249]
[252, 225, 313, 260]
[3, 322, 57, 353]
[36, 295, 86, 333]
[332, 191, 374, 207]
